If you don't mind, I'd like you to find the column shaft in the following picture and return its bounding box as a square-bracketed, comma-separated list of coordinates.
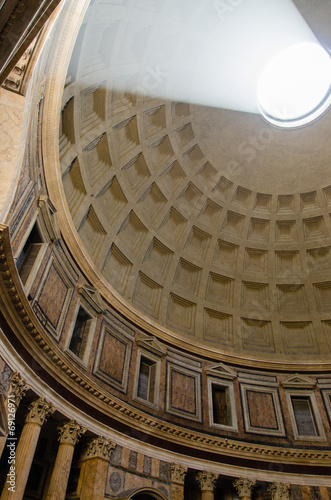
[45, 442, 75, 500]
[201, 491, 215, 500]
[0, 422, 41, 500]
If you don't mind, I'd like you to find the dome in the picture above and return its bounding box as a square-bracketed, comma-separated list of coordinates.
[56, 0, 331, 365]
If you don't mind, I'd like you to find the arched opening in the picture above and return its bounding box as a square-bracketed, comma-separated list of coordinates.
[126, 487, 168, 500]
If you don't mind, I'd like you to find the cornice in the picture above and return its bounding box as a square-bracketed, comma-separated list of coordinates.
[1, 223, 331, 470]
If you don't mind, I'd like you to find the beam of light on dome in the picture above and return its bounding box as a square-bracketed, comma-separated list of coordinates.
[77, 0, 331, 123]
[257, 42, 331, 128]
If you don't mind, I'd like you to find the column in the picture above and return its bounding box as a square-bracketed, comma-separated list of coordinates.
[0, 372, 28, 459]
[0, 397, 54, 500]
[45, 420, 86, 500]
[196, 471, 218, 500]
[267, 482, 290, 500]
[233, 478, 256, 500]
[170, 463, 188, 500]
[79, 436, 115, 500]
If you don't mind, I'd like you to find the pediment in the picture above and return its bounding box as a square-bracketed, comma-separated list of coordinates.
[38, 195, 60, 241]
[281, 374, 316, 389]
[204, 362, 236, 380]
[137, 337, 167, 357]
[78, 285, 104, 314]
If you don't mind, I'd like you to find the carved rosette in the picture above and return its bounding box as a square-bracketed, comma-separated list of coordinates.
[25, 397, 55, 425]
[57, 420, 87, 446]
[82, 436, 115, 461]
[233, 478, 256, 498]
[8, 372, 29, 407]
[170, 464, 188, 484]
[267, 482, 291, 500]
[196, 471, 218, 491]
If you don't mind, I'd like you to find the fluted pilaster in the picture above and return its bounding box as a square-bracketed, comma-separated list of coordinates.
[170, 463, 188, 500]
[79, 437, 115, 500]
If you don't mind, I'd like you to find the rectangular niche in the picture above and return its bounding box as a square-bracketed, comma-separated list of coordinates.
[208, 378, 237, 431]
[133, 350, 162, 410]
[166, 363, 202, 421]
[240, 383, 285, 436]
[286, 390, 326, 441]
[94, 325, 132, 392]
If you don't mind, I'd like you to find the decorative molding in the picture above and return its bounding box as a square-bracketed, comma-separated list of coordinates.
[57, 420, 86, 446]
[82, 436, 115, 461]
[170, 464, 187, 484]
[33, 254, 75, 339]
[166, 362, 202, 422]
[240, 383, 285, 437]
[94, 323, 132, 393]
[233, 478, 256, 498]
[196, 471, 218, 491]
[25, 397, 55, 425]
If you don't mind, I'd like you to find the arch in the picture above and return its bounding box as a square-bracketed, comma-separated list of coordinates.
[117, 487, 168, 500]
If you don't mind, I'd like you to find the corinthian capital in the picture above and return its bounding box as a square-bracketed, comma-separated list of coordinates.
[25, 397, 55, 425]
[233, 478, 256, 498]
[58, 420, 87, 445]
[82, 436, 115, 461]
[196, 471, 218, 491]
[267, 482, 291, 500]
[170, 463, 188, 484]
[8, 372, 29, 407]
